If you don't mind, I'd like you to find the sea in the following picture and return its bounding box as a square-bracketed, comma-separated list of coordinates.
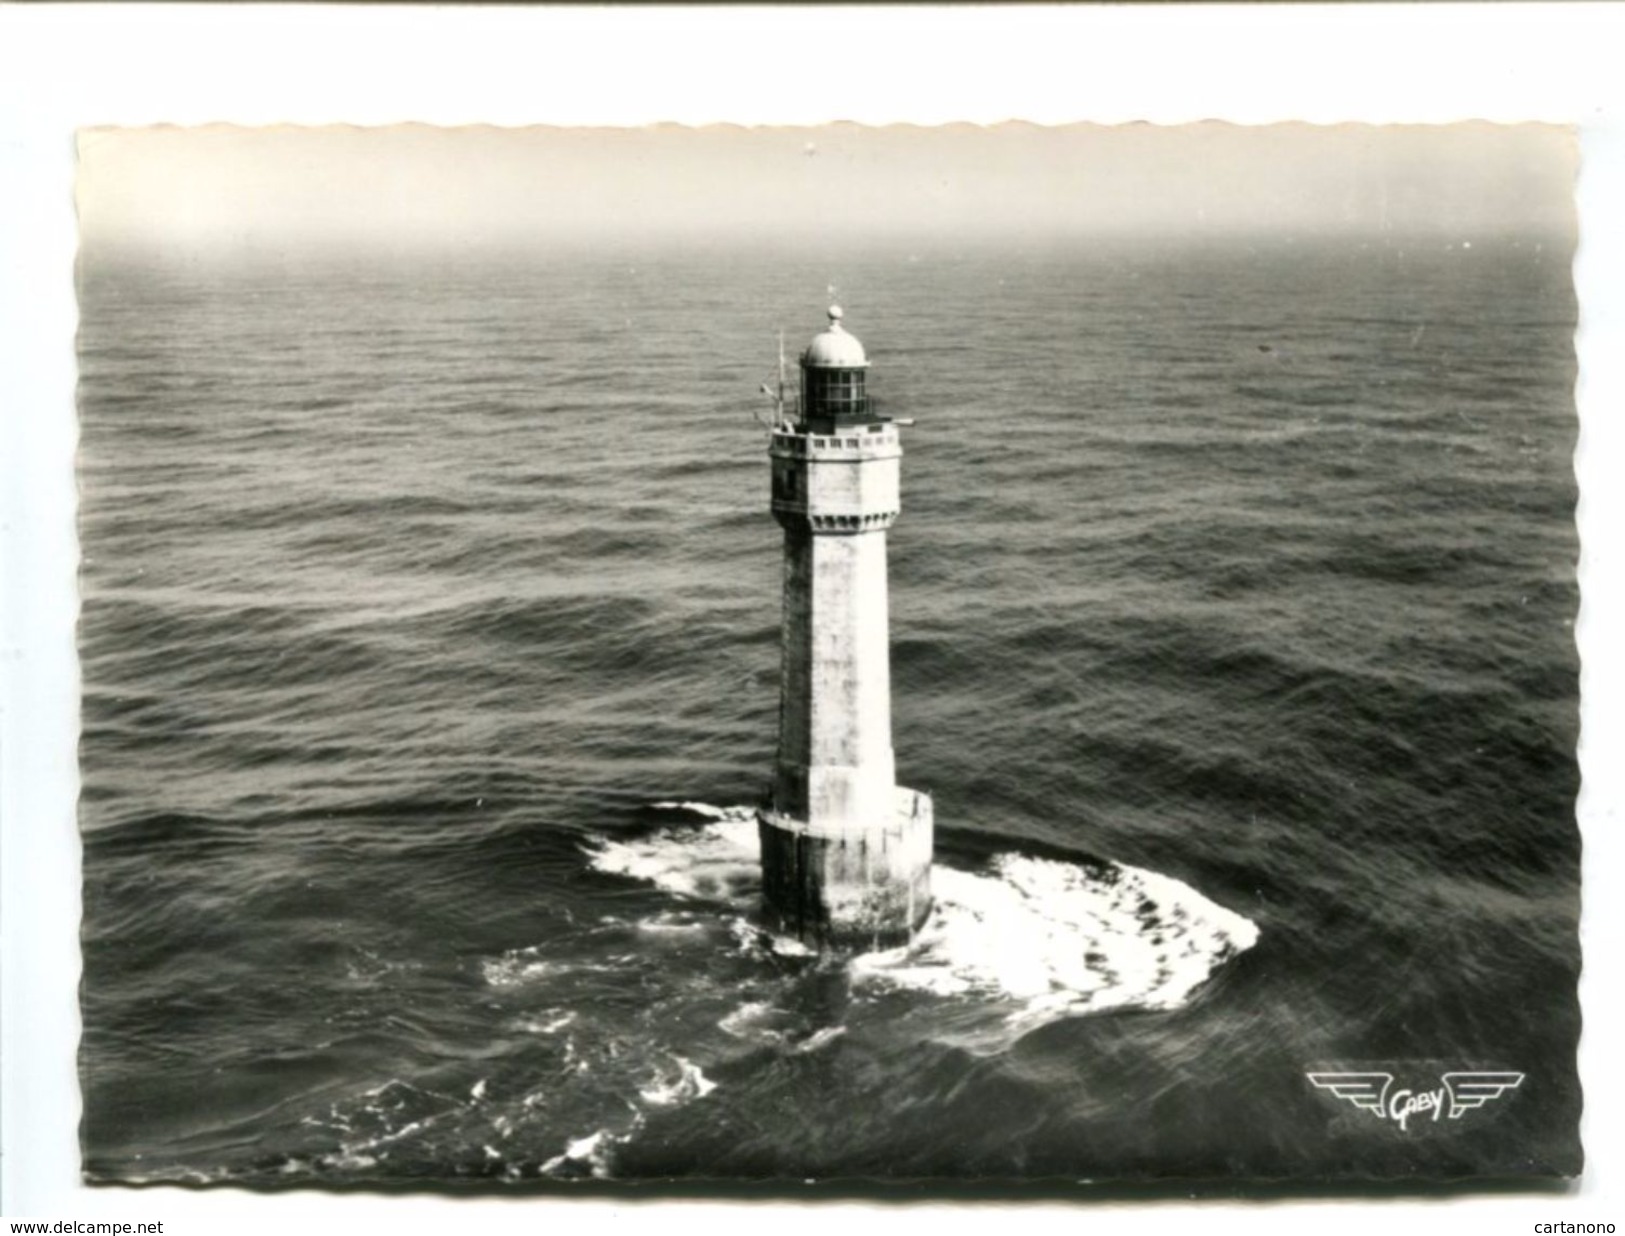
[75, 232, 1582, 1185]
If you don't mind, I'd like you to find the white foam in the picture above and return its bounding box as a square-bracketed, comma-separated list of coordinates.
[724, 915, 815, 959]
[638, 1055, 718, 1107]
[637, 910, 711, 935]
[481, 952, 573, 989]
[516, 1010, 576, 1035]
[648, 800, 743, 820]
[591, 805, 760, 903]
[718, 999, 780, 1042]
[482, 951, 617, 990]
[857, 853, 1258, 1025]
[320, 1149, 379, 1171]
[599, 803, 1259, 1030]
[540, 1128, 622, 1178]
[795, 1026, 846, 1054]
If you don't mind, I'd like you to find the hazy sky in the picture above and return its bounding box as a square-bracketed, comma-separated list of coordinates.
[77, 122, 1576, 255]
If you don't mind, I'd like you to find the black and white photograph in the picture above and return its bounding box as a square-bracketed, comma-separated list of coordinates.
[66, 118, 1583, 1188]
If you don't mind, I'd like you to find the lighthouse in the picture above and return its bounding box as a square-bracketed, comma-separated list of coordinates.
[757, 306, 934, 950]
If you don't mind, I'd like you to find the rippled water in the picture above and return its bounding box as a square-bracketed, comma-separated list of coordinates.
[77, 235, 1580, 1183]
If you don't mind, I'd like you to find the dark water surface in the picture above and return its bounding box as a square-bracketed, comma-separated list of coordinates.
[76, 236, 1580, 1184]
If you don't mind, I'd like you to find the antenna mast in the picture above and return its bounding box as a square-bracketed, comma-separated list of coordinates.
[757, 329, 791, 430]
[776, 330, 786, 422]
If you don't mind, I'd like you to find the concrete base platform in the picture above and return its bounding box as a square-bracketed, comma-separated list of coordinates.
[758, 787, 933, 951]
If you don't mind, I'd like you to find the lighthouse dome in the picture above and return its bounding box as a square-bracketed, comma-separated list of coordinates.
[802, 306, 869, 369]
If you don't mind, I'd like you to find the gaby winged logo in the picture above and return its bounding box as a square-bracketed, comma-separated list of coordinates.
[1307, 1071, 1524, 1132]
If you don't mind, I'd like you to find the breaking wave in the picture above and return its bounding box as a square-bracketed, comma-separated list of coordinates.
[140, 801, 1256, 1184]
[593, 802, 1258, 1029]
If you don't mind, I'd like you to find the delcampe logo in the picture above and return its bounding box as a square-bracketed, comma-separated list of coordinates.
[1307, 1071, 1525, 1132]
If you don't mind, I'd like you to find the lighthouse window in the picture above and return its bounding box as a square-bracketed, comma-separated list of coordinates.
[804, 367, 867, 420]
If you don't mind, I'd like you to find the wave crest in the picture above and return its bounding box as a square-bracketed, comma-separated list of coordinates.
[590, 803, 1257, 1028]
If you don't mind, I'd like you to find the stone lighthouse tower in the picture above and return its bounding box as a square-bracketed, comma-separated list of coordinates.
[758, 306, 934, 950]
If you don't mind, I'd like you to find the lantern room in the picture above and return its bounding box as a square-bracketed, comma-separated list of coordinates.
[800, 306, 882, 433]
